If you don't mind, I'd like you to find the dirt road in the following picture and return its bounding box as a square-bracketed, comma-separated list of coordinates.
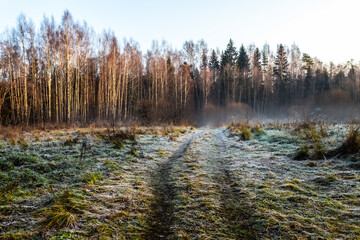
[146, 129, 257, 239]
[145, 127, 360, 239]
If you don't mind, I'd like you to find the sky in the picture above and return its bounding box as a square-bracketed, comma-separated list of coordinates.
[0, 0, 359, 64]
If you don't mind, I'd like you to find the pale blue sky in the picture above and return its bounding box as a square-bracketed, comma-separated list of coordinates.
[0, 0, 359, 64]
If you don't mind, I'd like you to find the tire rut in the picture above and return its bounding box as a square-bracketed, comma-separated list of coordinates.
[146, 133, 196, 239]
[214, 129, 257, 239]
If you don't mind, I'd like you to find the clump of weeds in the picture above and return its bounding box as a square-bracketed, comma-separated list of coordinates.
[130, 145, 140, 156]
[41, 190, 85, 230]
[82, 172, 104, 185]
[240, 126, 253, 140]
[228, 122, 253, 140]
[333, 126, 360, 155]
[293, 121, 327, 160]
[17, 137, 29, 149]
[251, 124, 266, 136]
[99, 128, 137, 149]
[294, 144, 310, 160]
[63, 136, 79, 146]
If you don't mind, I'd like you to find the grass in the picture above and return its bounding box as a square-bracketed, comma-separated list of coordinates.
[314, 174, 339, 186]
[0, 124, 359, 239]
[294, 144, 310, 160]
[97, 128, 138, 149]
[333, 126, 360, 155]
[292, 121, 328, 160]
[63, 136, 79, 146]
[7, 153, 39, 166]
[17, 137, 29, 149]
[41, 190, 84, 230]
[130, 145, 140, 156]
[228, 122, 254, 140]
[240, 126, 253, 140]
[82, 172, 104, 185]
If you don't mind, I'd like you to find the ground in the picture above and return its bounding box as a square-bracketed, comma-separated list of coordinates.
[0, 123, 360, 239]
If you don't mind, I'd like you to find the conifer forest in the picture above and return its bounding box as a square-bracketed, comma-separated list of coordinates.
[1, 9, 360, 240]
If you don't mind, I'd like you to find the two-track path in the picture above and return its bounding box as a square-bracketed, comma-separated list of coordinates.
[146, 128, 256, 239]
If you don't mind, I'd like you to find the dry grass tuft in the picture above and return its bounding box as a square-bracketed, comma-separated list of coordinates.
[228, 122, 253, 141]
[41, 190, 84, 230]
[326, 126, 360, 158]
[98, 128, 137, 148]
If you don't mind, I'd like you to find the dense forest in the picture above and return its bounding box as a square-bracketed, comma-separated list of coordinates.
[0, 11, 359, 126]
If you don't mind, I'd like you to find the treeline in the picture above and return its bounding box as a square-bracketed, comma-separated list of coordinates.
[0, 11, 359, 125]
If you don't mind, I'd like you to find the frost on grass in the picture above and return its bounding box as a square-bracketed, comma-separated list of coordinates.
[0, 126, 191, 239]
[0, 124, 360, 239]
[226, 122, 360, 238]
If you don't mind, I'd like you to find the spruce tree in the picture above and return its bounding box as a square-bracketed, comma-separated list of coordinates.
[253, 47, 261, 70]
[209, 50, 219, 70]
[273, 44, 289, 82]
[221, 39, 237, 67]
[302, 53, 313, 97]
[273, 44, 289, 104]
[237, 45, 250, 71]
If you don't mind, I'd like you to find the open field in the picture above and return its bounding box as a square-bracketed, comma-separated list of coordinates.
[0, 123, 360, 239]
